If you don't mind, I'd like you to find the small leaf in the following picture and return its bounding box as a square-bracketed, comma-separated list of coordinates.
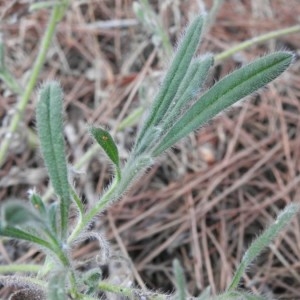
[1, 200, 42, 228]
[89, 126, 121, 178]
[36, 81, 70, 239]
[228, 203, 299, 291]
[30, 193, 47, 217]
[153, 51, 293, 155]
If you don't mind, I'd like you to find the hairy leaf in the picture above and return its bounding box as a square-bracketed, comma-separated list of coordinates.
[153, 52, 293, 155]
[228, 203, 299, 291]
[135, 15, 206, 149]
[36, 81, 70, 239]
[89, 126, 121, 178]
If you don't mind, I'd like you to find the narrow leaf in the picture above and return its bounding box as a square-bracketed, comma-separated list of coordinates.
[89, 126, 121, 178]
[153, 52, 293, 155]
[161, 54, 214, 132]
[135, 15, 206, 149]
[228, 203, 299, 291]
[0, 226, 53, 250]
[36, 81, 70, 239]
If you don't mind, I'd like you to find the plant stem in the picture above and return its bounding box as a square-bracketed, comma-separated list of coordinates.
[215, 24, 300, 62]
[206, 0, 224, 29]
[0, 2, 67, 167]
[0, 264, 41, 274]
[68, 154, 150, 243]
[98, 281, 167, 299]
[68, 174, 120, 243]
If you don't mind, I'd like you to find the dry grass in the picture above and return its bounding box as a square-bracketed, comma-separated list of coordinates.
[1, 0, 300, 298]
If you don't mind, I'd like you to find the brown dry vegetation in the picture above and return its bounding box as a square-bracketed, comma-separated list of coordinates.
[1, 0, 300, 299]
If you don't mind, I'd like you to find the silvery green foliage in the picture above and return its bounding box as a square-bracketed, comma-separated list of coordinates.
[0, 14, 297, 300]
[36, 82, 70, 240]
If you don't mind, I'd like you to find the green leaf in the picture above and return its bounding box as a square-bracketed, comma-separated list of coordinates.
[173, 259, 186, 300]
[160, 54, 214, 132]
[47, 271, 67, 300]
[153, 51, 293, 156]
[89, 126, 121, 179]
[228, 203, 299, 291]
[0, 226, 53, 250]
[29, 193, 47, 217]
[36, 81, 70, 239]
[1, 200, 42, 227]
[83, 268, 102, 295]
[134, 15, 206, 151]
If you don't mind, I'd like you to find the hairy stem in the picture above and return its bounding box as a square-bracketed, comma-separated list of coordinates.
[98, 281, 167, 299]
[0, 2, 67, 166]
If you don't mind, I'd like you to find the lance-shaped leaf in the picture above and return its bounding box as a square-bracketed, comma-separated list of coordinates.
[36, 81, 70, 239]
[160, 54, 214, 132]
[135, 15, 206, 149]
[228, 203, 299, 291]
[134, 55, 214, 156]
[89, 126, 121, 179]
[0, 226, 53, 250]
[153, 51, 293, 156]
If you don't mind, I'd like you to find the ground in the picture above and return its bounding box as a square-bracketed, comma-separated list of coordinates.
[1, 0, 300, 299]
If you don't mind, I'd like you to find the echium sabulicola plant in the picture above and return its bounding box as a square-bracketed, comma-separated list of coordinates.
[0, 14, 298, 300]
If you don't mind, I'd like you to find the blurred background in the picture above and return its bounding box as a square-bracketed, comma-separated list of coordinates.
[1, 0, 300, 298]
